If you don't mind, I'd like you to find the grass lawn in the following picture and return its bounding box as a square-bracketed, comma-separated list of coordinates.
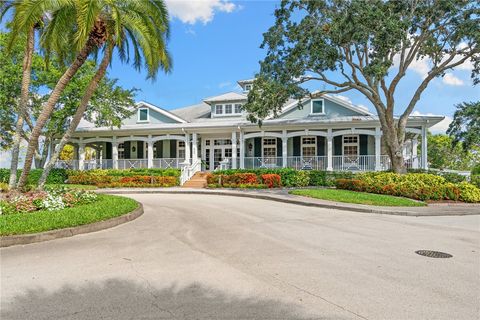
[289, 188, 425, 207]
[0, 194, 138, 236]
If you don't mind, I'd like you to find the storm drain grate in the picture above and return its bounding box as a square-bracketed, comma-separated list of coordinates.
[415, 250, 452, 259]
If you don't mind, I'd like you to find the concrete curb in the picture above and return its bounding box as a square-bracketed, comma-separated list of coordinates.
[98, 189, 479, 217]
[0, 203, 144, 248]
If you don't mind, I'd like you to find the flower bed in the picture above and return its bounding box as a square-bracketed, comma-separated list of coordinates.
[206, 169, 353, 188]
[335, 172, 480, 203]
[0, 186, 98, 215]
[67, 169, 180, 188]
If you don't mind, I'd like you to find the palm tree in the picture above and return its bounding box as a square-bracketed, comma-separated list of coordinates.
[37, 0, 171, 188]
[1, 1, 40, 189]
[14, 1, 113, 189]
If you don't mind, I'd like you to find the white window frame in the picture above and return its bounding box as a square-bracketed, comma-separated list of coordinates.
[262, 138, 277, 158]
[244, 84, 252, 92]
[234, 103, 242, 114]
[310, 99, 325, 115]
[137, 107, 150, 122]
[342, 135, 359, 156]
[213, 103, 243, 117]
[225, 104, 233, 114]
[177, 140, 186, 159]
[118, 143, 125, 159]
[301, 136, 317, 157]
[215, 104, 223, 115]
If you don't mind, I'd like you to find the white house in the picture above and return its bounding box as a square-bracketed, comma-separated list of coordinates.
[55, 78, 443, 176]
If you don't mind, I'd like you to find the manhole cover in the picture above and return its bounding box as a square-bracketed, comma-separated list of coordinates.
[415, 250, 453, 258]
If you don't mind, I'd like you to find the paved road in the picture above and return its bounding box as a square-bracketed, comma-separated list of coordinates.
[1, 194, 479, 320]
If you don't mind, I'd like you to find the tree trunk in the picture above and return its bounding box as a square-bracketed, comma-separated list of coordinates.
[38, 44, 113, 188]
[380, 115, 407, 174]
[8, 27, 34, 189]
[17, 39, 96, 189]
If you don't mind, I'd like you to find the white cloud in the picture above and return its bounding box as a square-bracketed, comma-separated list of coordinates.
[442, 73, 464, 86]
[412, 111, 452, 134]
[165, 0, 237, 24]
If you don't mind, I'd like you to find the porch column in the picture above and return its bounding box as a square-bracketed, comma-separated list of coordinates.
[327, 129, 333, 171]
[375, 127, 381, 171]
[184, 133, 191, 164]
[192, 133, 198, 160]
[421, 125, 428, 169]
[282, 129, 287, 168]
[231, 131, 237, 169]
[239, 131, 245, 169]
[78, 143, 85, 171]
[147, 135, 153, 168]
[412, 136, 419, 169]
[112, 137, 118, 170]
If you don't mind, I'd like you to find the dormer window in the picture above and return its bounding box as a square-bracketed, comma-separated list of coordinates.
[244, 84, 252, 92]
[138, 107, 149, 122]
[215, 105, 223, 114]
[225, 104, 232, 114]
[234, 104, 242, 113]
[213, 103, 243, 117]
[311, 99, 325, 115]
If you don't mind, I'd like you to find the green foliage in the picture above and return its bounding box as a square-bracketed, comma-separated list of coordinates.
[66, 169, 180, 186]
[290, 189, 425, 207]
[335, 172, 480, 203]
[0, 169, 68, 185]
[447, 101, 480, 152]
[426, 133, 479, 170]
[457, 182, 480, 203]
[470, 175, 480, 188]
[0, 194, 138, 236]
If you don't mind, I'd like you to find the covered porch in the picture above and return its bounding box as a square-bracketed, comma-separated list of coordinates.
[55, 126, 427, 172]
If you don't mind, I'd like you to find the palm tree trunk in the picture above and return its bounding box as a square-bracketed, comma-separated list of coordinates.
[17, 39, 96, 189]
[8, 27, 34, 189]
[38, 44, 113, 188]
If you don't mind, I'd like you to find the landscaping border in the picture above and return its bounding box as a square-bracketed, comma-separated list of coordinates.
[0, 202, 143, 248]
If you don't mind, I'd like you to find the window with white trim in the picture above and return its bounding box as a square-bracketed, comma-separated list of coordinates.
[138, 108, 149, 122]
[177, 140, 185, 159]
[215, 105, 223, 115]
[225, 104, 232, 114]
[301, 137, 316, 157]
[311, 99, 325, 114]
[213, 103, 243, 116]
[263, 138, 277, 158]
[343, 135, 359, 157]
[244, 84, 252, 92]
[234, 104, 242, 113]
[118, 143, 125, 159]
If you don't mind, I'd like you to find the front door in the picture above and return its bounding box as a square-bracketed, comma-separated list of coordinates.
[343, 135, 359, 168]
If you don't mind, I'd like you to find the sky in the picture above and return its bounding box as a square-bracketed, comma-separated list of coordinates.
[3, 0, 479, 134]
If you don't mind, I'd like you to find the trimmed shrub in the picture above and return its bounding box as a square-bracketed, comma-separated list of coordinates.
[0, 169, 68, 185]
[336, 172, 479, 202]
[66, 169, 180, 186]
[261, 174, 282, 188]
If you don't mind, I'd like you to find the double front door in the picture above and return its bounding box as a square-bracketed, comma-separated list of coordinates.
[204, 138, 233, 170]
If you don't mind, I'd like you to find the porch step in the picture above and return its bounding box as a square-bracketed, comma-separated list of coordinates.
[182, 172, 208, 188]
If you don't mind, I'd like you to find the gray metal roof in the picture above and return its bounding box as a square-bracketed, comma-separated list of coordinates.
[203, 92, 247, 103]
[170, 102, 211, 122]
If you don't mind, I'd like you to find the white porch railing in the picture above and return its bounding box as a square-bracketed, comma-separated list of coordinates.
[152, 158, 185, 169]
[244, 157, 283, 169]
[287, 156, 328, 170]
[180, 158, 201, 185]
[54, 160, 80, 170]
[117, 159, 148, 169]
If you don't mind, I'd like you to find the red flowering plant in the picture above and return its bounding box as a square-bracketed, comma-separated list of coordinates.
[261, 174, 282, 188]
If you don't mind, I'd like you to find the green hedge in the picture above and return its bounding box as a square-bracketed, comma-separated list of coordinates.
[66, 168, 180, 186]
[336, 172, 480, 203]
[209, 169, 354, 188]
[0, 168, 68, 185]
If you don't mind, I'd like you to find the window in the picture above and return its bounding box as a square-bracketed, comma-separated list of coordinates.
[263, 138, 277, 157]
[225, 104, 232, 114]
[235, 104, 242, 113]
[215, 105, 223, 115]
[245, 84, 252, 91]
[177, 141, 185, 159]
[138, 108, 149, 122]
[214, 139, 232, 146]
[118, 143, 125, 159]
[311, 99, 324, 114]
[302, 137, 316, 157]
[343, 135, 359, 158]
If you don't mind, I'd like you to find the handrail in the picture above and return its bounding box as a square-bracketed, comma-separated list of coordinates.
[180, 158, 201, 185]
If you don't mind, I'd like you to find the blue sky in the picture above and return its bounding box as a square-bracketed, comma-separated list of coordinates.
[3, 1, 479, 133]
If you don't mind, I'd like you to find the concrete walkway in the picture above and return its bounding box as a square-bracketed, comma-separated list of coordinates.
[1, 194, 479, 319]
[97, 187, 480, 216]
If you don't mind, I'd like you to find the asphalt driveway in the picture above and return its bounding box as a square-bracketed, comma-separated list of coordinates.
[1, 194, 479, 319]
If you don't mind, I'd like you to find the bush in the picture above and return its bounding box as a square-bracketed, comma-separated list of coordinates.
[0, 168, 68, 185]
[336, 172, 479, 202]
[470, 175, 480, 188]
[261, 174, 282, 188]
[66, 169, 180, 187]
